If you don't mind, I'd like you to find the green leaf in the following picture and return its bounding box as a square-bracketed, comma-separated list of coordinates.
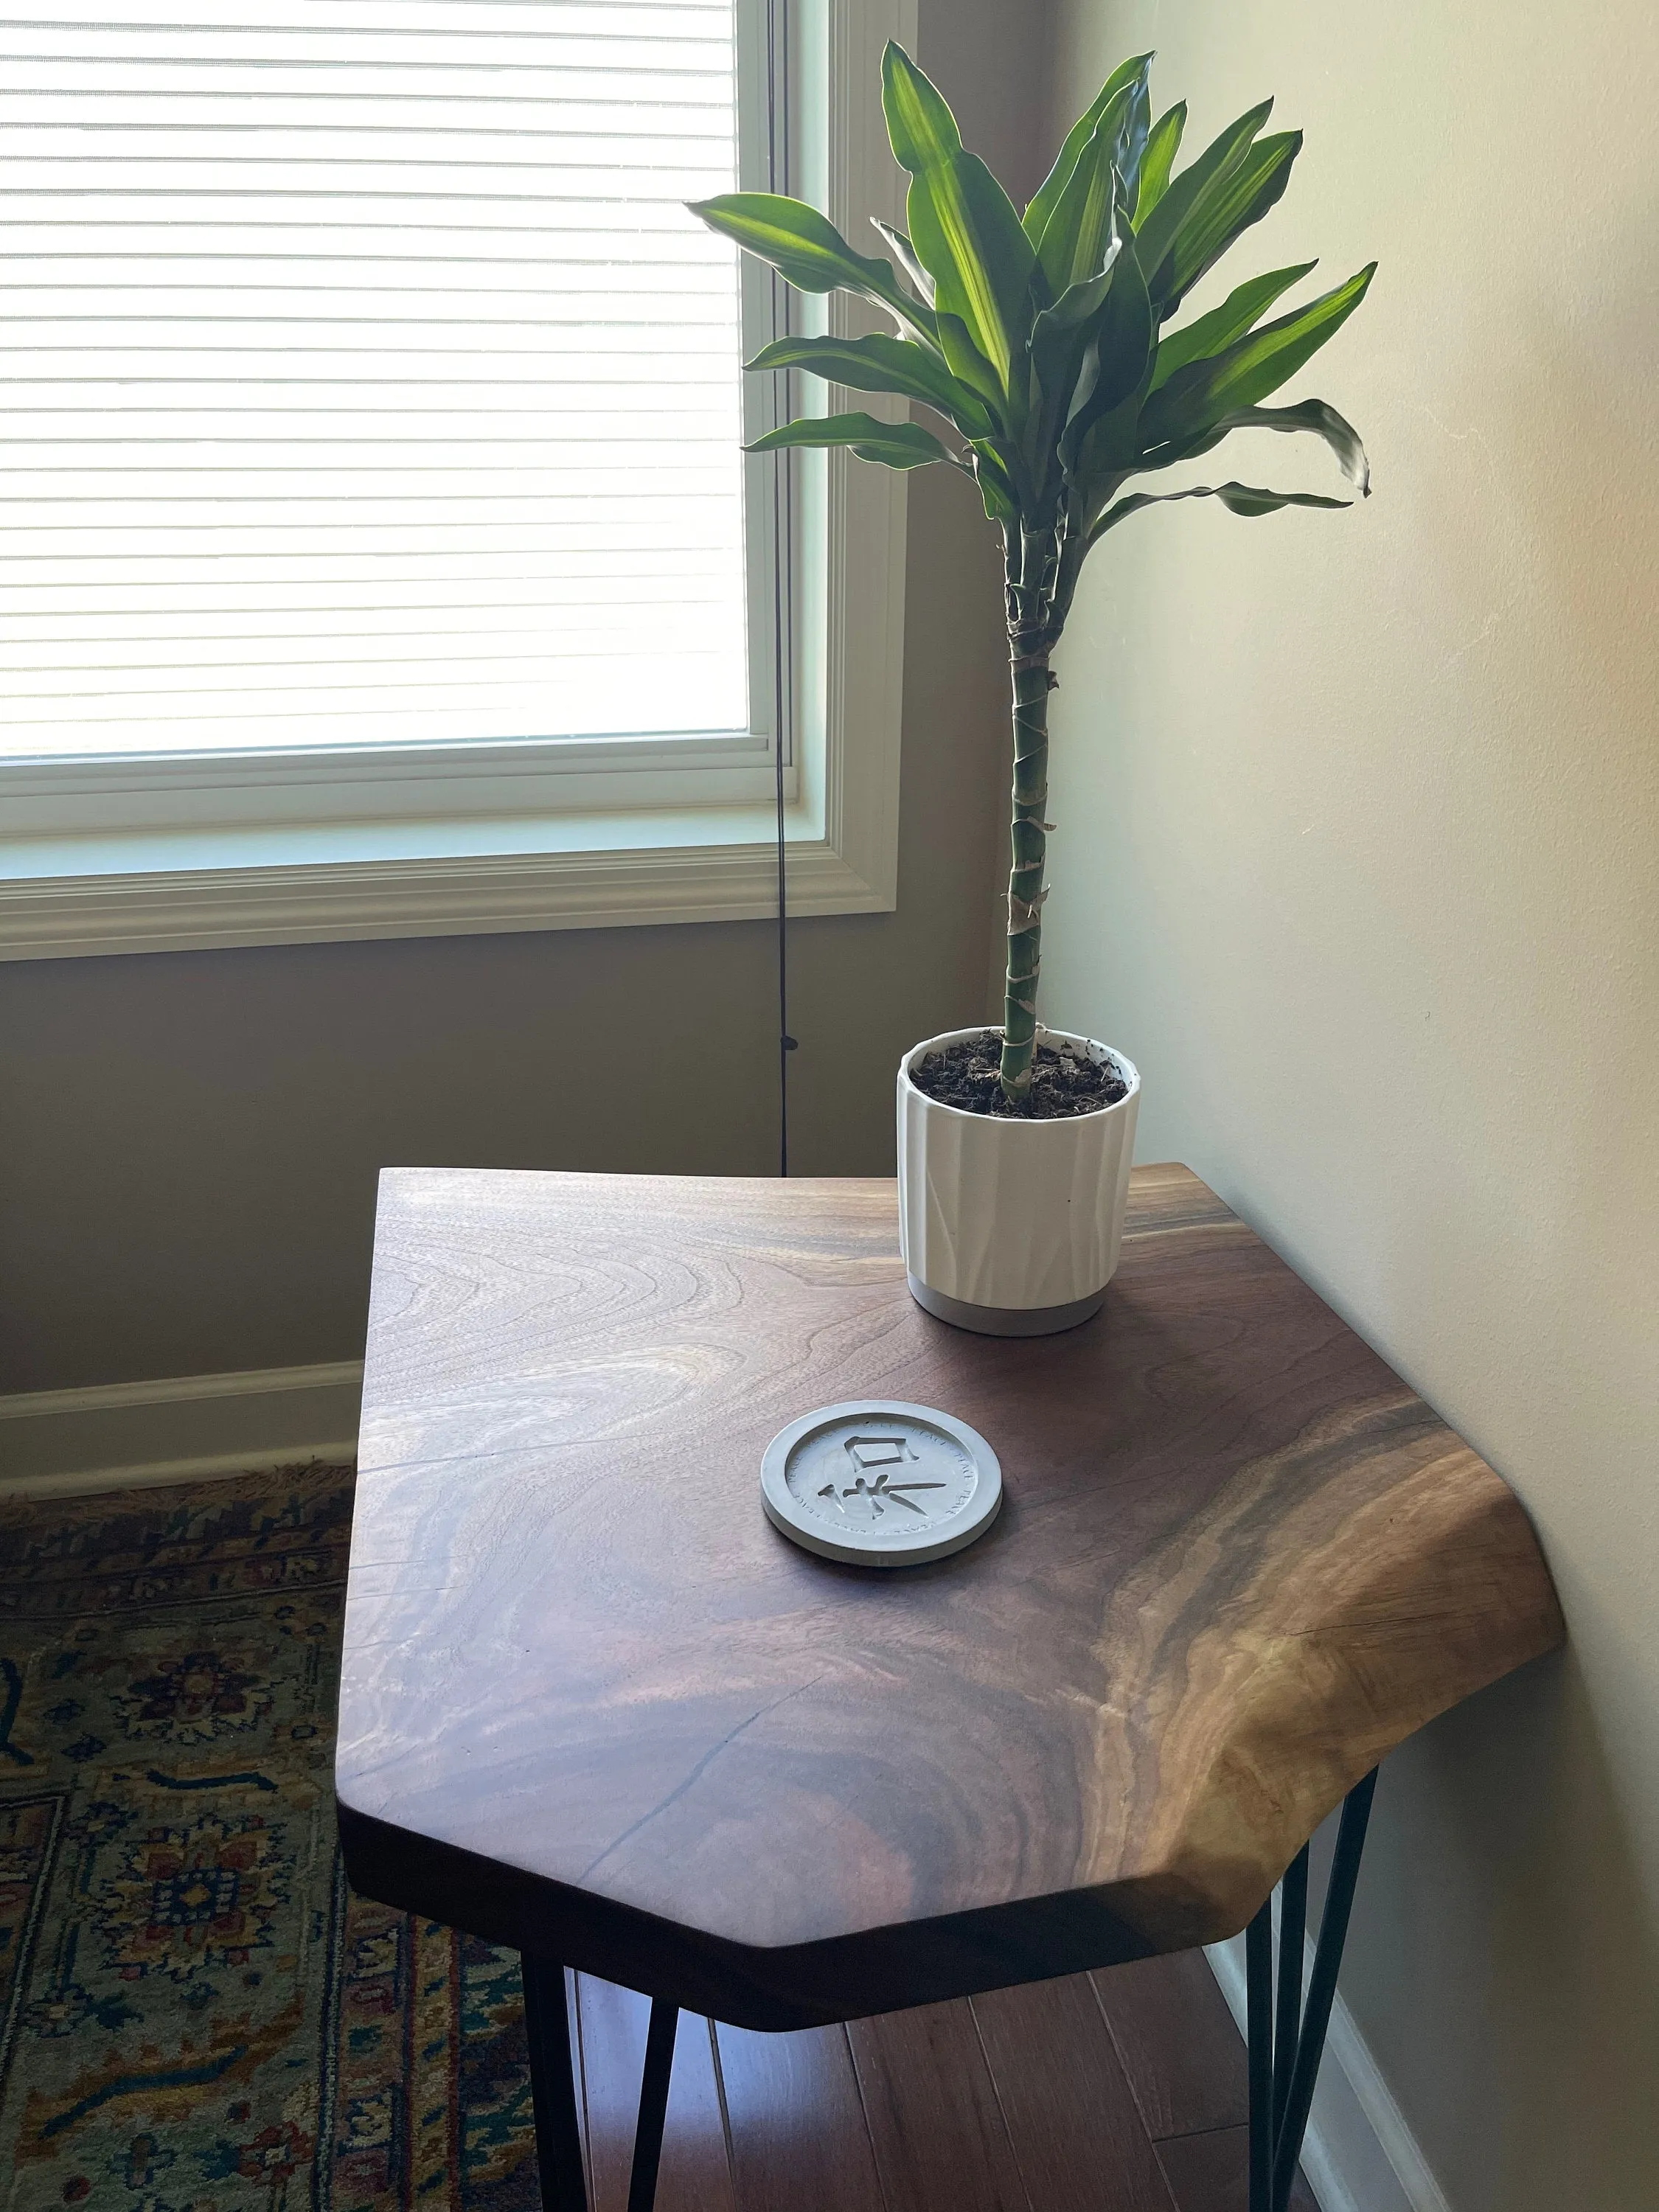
[1150, 131, 1303, 320]
[1150, 262, 1316, 391]
[905, 155, 1037, 391]
[1023, 52, 1153, 246]
[933, 309, 1006, 414]
[970, 440, 1021, 524]
[745, 332, 997, 439]
[870, 218, 936, 305]
[1034, 101, 1130, 294]
[1217, 397, 1370, 493]
[1088, 478, 1353, 543]
[1026, 213, 1127, 503]
[1138, 263, 1376, 455]
[1116, 70, 1154, 206]
[1032, 240, 1124, 359]
[688, 191, 933, 341]
[745, 410, 955, 471]
[1058, 234, 1154, 474]
[1133, 100, 1271, 308]
[1134, 103, 1186, 220]
[882, 44, 1036, 389]
[880, 36, 964, 167]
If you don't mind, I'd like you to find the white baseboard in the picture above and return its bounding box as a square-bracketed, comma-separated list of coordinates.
[0, 1360, 361, 1498]
[1208, 1932, 1451, 2212]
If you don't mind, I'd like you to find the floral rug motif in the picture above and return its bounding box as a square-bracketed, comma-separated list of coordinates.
[0, 1467, 539, 2211]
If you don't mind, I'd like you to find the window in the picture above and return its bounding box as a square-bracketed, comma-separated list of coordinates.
[4, 0, 764, 762]
[0, 0, 915, 958]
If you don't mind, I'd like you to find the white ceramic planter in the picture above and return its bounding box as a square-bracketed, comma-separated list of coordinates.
[896, 1026, 1141, 1336]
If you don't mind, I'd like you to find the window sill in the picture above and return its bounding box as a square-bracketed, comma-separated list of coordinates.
[0, 796, 894, 962]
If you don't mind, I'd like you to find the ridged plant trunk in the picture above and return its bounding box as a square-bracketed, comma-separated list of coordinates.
[999, 526, 1059, 1100]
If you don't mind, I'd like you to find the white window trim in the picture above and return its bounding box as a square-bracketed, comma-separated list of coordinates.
[0, 0, 917, 962]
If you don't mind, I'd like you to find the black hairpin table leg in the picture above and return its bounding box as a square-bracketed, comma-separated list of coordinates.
[521, 1958, 680, 2212]
[527, 1774, 1374, 2212]
[626, 1998, 679, 2212]
[523, 1955, 589, 2211]
[1246, 1767, 1380, 2212]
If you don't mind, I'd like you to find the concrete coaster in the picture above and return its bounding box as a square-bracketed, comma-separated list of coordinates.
[760, 1400, 1002, 1568]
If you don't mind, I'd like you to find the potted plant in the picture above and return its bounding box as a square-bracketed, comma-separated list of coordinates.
[693, 46, 1373, 1334]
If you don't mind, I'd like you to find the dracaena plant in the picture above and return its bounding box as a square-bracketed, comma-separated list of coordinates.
[692, 46, 1374, 1105]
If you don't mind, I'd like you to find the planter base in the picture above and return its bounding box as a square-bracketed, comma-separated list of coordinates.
[906, 1273, 1106, 1338]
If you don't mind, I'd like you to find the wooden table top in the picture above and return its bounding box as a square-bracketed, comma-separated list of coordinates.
[335, 1166, 1562, 2031]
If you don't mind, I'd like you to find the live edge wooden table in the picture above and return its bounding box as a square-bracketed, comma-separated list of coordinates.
[335, 1166, 1562, 2212]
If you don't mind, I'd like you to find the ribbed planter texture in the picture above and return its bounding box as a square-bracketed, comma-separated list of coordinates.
[897, 1026, 1141, 1336]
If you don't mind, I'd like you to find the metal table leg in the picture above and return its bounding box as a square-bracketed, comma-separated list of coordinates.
[523, 1956, 589, 2211]
[521, 1958, 680, 2212]
[627, 1999, 679, 2212]
[1246, 1902, 1274, 2212]
[1246, 1767, 1379, 2212]
[530, 1771, 1371, 2212]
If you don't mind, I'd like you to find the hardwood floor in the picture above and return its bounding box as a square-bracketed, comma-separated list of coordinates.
[570, 1950, 1318, 2212]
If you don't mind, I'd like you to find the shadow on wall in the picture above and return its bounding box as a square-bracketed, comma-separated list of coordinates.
[1342, 1652, 1659, 2211]
[1352, 215, 1659, 2211]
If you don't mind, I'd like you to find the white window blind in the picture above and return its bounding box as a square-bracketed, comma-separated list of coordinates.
[0, 0, 754, 762]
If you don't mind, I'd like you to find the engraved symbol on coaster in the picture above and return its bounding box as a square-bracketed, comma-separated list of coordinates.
[762, 1402, 1002, 1568]
[816, 1433, 947, 1520]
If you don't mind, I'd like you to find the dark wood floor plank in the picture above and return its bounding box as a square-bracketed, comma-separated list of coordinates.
[575, 1977, 734, 2212]
[849, 2000, 1028, 2212]
[714, 2020, 886, 2212]
[1155, 2126, 1317, 2212]
[1091, 1952, 1249, 2140]
[571, 1951, 1315, 2212]
[972, 1974, 1178, 2212]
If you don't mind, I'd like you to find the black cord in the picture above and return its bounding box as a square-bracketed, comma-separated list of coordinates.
[765, 0, 796, 1177]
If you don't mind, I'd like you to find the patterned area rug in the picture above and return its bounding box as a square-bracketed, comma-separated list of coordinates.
[0, 1465, 538, 2211]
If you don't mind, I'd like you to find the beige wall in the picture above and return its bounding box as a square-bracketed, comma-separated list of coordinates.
[0, 0, 1048, 1398]
[1039, 3, 1659, 2205]
[0, 459, 1009, 1394]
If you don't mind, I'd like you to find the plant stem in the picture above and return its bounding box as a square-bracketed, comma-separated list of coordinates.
[999, 524, 1058, 1100]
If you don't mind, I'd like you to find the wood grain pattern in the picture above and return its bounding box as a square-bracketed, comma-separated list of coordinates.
[714, 2020, 886, 2212]
[336, 1165, 1562, 2028]
[1093, 1955, 1249, 2141]
[848, 2000, 1027, 2212]
[971, 1975, 1178, 2212]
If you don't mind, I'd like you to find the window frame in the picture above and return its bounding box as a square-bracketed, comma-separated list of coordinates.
[0, 0, 917, 961]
